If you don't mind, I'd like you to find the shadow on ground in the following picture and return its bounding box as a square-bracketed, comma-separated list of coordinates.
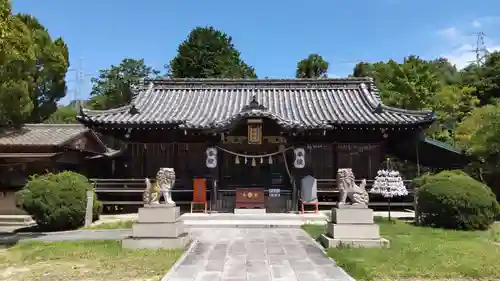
[0, 231, 46, 249]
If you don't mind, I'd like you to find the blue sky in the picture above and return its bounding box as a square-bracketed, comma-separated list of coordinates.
[12, 0, 500, 104]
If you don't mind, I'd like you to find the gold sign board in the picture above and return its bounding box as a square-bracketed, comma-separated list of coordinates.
[247, 123, 262, 144]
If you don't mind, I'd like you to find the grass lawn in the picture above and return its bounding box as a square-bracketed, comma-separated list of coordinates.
[83, 220, 136, 230]
[303, 218, 500, 281]
[0, 240, 183, 281]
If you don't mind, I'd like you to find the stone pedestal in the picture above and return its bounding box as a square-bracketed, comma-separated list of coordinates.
[320, 204, 389, 248]
[122, 204, 190, 250]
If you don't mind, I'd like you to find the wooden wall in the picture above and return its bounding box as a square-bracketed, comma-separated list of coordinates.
[123, 141, 384, 188]
[126, 143, 209, 187]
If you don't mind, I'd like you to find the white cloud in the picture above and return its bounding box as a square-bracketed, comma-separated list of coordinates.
[436, 24, 500, 69]
[472, 20, 482, 28]
[444, 44, 500, 69]
[437, 27, 461, 41]
[471, 16, 500, 28]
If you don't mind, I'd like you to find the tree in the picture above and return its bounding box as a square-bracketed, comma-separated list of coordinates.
[456, 104, 500, 163]
[426, 85, 478, 143]
[89, 58, 159, 110]
[0, 0, 36, 126]
[169, 26, 257, 78]
[460, 51, 500, 106]
[44, 106, 78, 124]
[295, 54, 329, 78]
[16, 14, 70, 123]
[352, 56, 477, 144]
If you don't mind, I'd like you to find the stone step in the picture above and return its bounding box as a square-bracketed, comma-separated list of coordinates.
[180, 213, 327, 222]
[0, 215, 35, 226]
[183, 219, 326, 228]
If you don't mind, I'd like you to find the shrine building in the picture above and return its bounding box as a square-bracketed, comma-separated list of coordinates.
[77, 78, 469, 213]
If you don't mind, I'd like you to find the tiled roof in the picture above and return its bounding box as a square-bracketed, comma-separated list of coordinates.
[0, 124, 88, 146]
[78, 78, 435, 129]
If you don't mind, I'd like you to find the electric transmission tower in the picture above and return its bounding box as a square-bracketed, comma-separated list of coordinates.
[67, 58, 95, 109]
[469, 32, 489, 66]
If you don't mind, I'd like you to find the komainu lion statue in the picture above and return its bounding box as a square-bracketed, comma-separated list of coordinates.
[143, 168, 176, 205]
[337, 168, 369, 206]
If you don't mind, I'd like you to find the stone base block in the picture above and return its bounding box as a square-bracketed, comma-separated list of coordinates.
[331, 207, 374, 224]
[137, 205, 180, 223]
[132, 221, 185, 238]
[234, 208, 266, 215]
[327, 223, 380, 239]
[320, 234, 390, 248]
[122, 233, 190, 250]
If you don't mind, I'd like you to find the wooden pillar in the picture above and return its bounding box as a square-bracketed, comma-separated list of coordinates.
[208, 143, 220, 212]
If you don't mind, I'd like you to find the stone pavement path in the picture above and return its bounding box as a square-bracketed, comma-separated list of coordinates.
[165, 228, 353, 281]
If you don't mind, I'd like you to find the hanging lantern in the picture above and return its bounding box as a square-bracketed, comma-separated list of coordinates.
[205, 147, 217, 168]
[293, 148, 305, 169]
[235, 156, 240, 164]
[268, 156, 273, 165]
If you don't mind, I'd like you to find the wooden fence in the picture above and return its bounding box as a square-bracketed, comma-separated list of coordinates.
[91, 178, 415, 212]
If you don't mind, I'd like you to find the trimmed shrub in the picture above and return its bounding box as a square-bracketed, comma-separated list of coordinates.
[415, 171, 500, 230]
[17, 171, 101, 231]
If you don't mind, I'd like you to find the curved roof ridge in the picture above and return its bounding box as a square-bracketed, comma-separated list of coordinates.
[80, 104, 132, 116]
[206, 95, 303, 130]
[146, 77, 375, 87]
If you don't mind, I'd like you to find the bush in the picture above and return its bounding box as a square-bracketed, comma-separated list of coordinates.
[415, 171, 500, 230]
[17, 171, 102, 231]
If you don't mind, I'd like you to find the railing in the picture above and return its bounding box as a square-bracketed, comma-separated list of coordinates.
[90, 178, 211, 210]
[90, 178, 416, 211]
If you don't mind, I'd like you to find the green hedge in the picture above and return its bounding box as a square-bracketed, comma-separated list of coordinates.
[415, 170, 500, 230]
[17, 171, 102, 231]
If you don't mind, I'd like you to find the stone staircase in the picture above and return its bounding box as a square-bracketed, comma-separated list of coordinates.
[0, 215, 36, 227]
[179, 213, 328, 228]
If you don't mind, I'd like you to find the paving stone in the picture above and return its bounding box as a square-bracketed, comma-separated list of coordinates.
[270, 265, 295, 279]
[207, 251, 227, 261]
[247, 272, 271, 281]
[289, 260, 315, 272]
[194, 272, 222, 281]
[266, 246, 285, 255]
[309, 256, 335, 266]
[222, 269, 246, 279]
[169, 265, 200, 279]
[160, 227, 354, 281]
[205, 260, 224, 272]
[246, 260, 268, 272]
[295, 272, 322, 281]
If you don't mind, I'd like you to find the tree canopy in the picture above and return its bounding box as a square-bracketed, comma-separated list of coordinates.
[17, 14, 69, 123]
[169, 26, 257, 79]
[295, 54, 329, 78]
[88, 58, 159, 110]
[0, 0, 36, 126]
[0, 2, 69, 126]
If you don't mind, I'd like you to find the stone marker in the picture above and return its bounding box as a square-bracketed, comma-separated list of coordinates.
[122, 203, 190, 249]
[84, 190, 94, 228]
